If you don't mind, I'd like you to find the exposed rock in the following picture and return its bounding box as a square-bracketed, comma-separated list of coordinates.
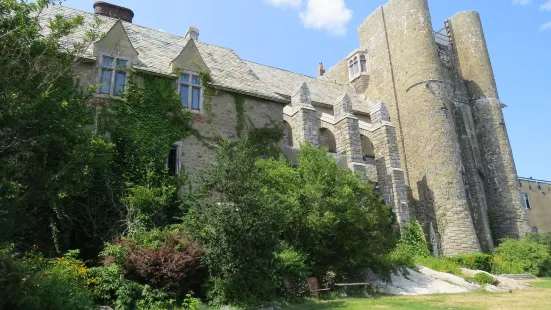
[368, 265, 531, 296]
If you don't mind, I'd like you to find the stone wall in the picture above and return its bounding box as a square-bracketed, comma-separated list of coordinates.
[180, 90, 285, 174]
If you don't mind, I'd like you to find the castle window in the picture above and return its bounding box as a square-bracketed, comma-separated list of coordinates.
[348, 51, 367, 81]
[532, 226, 538, 233]
[179, 72, 202, 112]
[99, 54, 130, 97]
[167, 144, 181, 176]
[522, 193, 531, 209]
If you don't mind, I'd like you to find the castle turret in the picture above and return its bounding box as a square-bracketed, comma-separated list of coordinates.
[448, 12, 530, 241]
[357, 0, 481, 255]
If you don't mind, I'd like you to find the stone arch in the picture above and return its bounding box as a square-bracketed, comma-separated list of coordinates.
[319, 128, 337, 153]
[360, 134, 375, 161]
[283, 121, 293, 147]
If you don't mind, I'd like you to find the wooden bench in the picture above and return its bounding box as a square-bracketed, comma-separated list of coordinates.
[334, 282, 371, 297]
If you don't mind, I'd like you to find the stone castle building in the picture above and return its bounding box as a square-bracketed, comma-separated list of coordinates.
[41, 0, 530, 256]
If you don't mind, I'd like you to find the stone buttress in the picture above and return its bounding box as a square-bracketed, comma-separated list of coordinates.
[448, 12, 530, 241]
[287, 82, 319, 147]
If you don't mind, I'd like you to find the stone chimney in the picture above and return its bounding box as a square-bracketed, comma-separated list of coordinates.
[93, 2, 134, 23]
[318, 62, 325, 77]
[185, 26, 200, 41]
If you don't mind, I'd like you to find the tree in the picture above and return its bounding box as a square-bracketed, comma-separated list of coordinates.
[0, 0, 112, 255]
[256, 144, 398, 278]
[185, 137, 398, 304]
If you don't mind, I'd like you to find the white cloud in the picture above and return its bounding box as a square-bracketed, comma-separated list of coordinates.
[264, 0, 303, 9]
[540, 21, 551, 31]
[540, 0, 551, 11]
[512, 0, 531, 5]
[299, 0, 352, 36]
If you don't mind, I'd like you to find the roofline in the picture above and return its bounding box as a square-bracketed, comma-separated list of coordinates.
[213, 84, 289, 105]
[519, 177, 551, 184]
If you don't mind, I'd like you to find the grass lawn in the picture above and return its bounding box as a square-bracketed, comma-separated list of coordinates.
[284, 278, 551, 310]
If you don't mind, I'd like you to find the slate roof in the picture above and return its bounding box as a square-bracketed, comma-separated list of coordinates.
[38, 5, 370, 112]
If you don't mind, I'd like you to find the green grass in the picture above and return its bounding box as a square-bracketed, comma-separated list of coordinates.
[283, 278, 551, 310]
[283, 294, 480, 310]
[528, 277, 551, 289]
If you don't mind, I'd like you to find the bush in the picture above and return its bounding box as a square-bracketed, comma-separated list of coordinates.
[524, 232, 551, 276]
[275, 244, 309, 282]
[452, 253, 492, 272]
[492, 238, 550, 276]
[415, 256, 462, 276]
[472, 272, 498, 286]
[400, 219, 430, 258]
[0, 250, 95, 310]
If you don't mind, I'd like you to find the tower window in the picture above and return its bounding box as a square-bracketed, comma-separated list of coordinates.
[522, 193, 531, 210]
[348, 51, 368, 81]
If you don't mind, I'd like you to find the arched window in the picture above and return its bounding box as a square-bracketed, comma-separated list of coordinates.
[319, 128, 337, 153]
[360, 135, 375, 161]
[283, 121, 293, 147]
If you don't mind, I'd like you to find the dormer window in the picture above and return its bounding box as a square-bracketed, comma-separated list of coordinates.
[179, 72, 202, 112]
[99, 54, 130, 97]
[348, 51, 367, 81]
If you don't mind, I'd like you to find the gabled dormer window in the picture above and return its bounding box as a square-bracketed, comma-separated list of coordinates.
[99, 54, 130, 97]
[179, 72, 202, 112]
[348, 51, 367, 81]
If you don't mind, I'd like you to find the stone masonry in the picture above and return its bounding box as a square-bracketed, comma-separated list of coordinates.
[44, 0, 530, 257]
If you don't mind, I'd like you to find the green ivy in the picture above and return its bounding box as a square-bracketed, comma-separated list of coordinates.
[199, 70, 217, 124]
[233, 94, 245, 137]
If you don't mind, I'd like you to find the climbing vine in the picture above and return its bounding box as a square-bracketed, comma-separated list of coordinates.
[233, 93, 245, 136]
[199, 70, 217, 124]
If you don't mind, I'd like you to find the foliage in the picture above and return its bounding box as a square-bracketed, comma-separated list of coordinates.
[452, 253, 492, 273]
[0, 0, 114, 256]
[465, 272, 498, 286]
[524, 232, 551, 276]
[256, 144, 398, 278]
[0, 248, 95, 310]
[275, 244, 310, 284]
[388, 243, 417, 270]
[415, 256, 462, 276]
[185, 138, 397, 304]
[491, 238, 550, 276]
[185, 137, 284, 305]
[400, 219, 430, 258]
[198, 70, 217, 123]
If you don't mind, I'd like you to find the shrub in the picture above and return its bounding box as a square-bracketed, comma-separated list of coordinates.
[0, 250, 95, 310]
[524, 232, 551, 276]
[472, 272, 498, 286]
[492, 238, 550, 276]
[389, 243, 417, 269]
[415, 256, 462, 276]
[400, 219, 430, 258]
[100, 230, 206, 297]
[275, 244, 309, 282]
[452, 253, 492, 272]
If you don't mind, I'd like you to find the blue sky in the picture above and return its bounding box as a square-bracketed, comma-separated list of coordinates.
[64, 0, 551, 179]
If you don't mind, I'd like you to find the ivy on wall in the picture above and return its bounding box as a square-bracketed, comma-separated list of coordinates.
[233, 93, 245, 137]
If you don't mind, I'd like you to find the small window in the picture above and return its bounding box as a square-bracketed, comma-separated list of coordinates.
[537, 182, 541, 190]
[168, 144, 181, 176]
[522, 193, 531, 209]
[99, 55, 129, 96]
[348, 51, 367, 81]
[532, 226, 538, 233]
[179, 72, 202, 111]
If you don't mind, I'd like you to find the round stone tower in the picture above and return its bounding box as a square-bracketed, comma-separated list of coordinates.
[448, 11, 530, 241]
[381, 0, 481, 255]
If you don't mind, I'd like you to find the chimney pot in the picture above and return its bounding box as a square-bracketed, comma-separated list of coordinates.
[185, 26, 200, 41]
[93, 1, 134, 23]
[318, 62, 325, 77]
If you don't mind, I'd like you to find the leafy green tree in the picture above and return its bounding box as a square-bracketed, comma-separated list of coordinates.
[256, 144, 398, 278]
[184, 136, 284, 305]
[0, 0, 112, 255]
